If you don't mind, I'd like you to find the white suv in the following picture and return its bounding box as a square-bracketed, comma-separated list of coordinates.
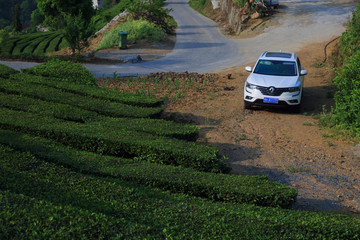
[244, 51, 307, 110]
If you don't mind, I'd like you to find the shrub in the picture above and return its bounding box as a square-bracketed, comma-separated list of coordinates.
[1, 145, 359, 239]
[333, 51, 360, 135]
[22, 58, 96, 86]
[128, 0, 176, 34]
[0, 78, 163, 118]
[97, 20, 166, 50]
[0, 64, 19, 78]
[340, 3, 360, 57]
[0, 129, 296, 208]
[0, 92, 197, 140]
[10, 73, 164, 107]
[0, 107, 227, 173]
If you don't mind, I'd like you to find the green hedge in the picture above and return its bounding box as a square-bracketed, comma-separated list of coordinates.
[0, 107, 227, 173]
[57, 37, 69, 51]
[0, 38, 17, 55]
[0, 129, 296, 208]
[1, 145, 359, 239]
[0, 64, 19, 78]
[22, 37, 45, 54]
[0, 78, 163, 118]
[0, 92, 98, 123]
[0, 92, 198, 140]
[88, 117, 199, 141]
[32, 33, 60, 55]
[340, 3, 360, 56]
[22, 58, 96, 86]
[10, 33, 52, 55]
[10, 73, 164, 107]
[46, 35, 63, 53]
[0, 31, 68, 57]
[0, 190, 136, 239]
[330, 3, 360, 136]
[333, 51, 360, 135]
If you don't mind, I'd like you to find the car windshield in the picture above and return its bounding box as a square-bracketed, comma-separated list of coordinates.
[253, 60, 297, 76]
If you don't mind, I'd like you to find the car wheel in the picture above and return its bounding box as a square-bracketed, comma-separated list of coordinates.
[244, 101, 252, 110]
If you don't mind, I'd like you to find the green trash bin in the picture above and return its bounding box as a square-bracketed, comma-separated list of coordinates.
[118, 32, 128, 49]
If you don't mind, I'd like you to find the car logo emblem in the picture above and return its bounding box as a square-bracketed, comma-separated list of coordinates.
[269, 86, 276, 93]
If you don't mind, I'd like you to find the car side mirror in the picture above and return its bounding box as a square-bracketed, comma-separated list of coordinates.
[245, 66, 252, 72]
[300, 70, 308, 76]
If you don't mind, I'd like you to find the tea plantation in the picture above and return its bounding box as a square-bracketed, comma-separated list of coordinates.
[0, 61, 359, 239]
[0, 31, 69, 57]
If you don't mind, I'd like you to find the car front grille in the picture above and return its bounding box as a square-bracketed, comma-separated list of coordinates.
[257, 86, 288, 96]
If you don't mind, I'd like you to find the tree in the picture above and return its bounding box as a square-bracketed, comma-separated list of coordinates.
[129, 0, 175, 34]
[37, 0, 95, 29]
[13, 4, 23, 32]
[30, 9, 45, 28]
[20, 0, 38, 28]
[62, 13, 95, 54]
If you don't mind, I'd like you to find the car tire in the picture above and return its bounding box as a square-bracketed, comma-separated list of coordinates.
[244, 101, 252, 110]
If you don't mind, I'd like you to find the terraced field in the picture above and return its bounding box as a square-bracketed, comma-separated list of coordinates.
[0, 62, 359, 239]
[0, 31, 69, 57]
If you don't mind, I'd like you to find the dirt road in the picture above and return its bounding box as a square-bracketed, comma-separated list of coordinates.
[162, 40, 360, 218]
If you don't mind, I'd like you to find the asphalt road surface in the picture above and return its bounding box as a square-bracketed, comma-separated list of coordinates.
[1, 0, 357, 77]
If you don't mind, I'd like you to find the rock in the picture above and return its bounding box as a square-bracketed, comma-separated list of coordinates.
[241, 15, 249, 23]
[124, 55, 142, 63]
[251, 12, 261, 19]
[211, 0, 220, 9]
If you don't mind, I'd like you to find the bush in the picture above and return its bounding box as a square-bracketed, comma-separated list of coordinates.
[128, 0, 176, 34]
[97, 20, 166, 50]
[332, 51, 360, 135]
[0, 64, 19, 78]
[0, 29, 9, 44]
[1, 145, 359, 239]
[0, 129, 296, 208]
[0, 77, 163, 118]
[10, 73, 164, 107]
[0, 92, 197, 140]
[22, 58, 96, 86]
[32, 33, 60, 55]
[340, 3, 360, 57]
[0, 107, 227, 173]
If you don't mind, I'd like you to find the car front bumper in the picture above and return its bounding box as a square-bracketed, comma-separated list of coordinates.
[244, 88, 302, 107]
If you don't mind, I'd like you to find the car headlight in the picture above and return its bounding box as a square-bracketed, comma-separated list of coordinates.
[288, 86, 300, 92]
[246, 82, 258, 90]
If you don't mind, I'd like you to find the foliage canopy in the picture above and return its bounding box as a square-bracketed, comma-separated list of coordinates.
[37, 0, 95, 29]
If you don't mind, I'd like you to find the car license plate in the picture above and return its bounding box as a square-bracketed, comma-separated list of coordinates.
[263, 97, 278, 104]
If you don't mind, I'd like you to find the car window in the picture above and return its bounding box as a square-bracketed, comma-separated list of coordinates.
[297, 58, 302, 72]
[254, 60, 297, 76]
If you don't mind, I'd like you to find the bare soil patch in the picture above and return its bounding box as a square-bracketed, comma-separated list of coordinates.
[192, 40, 360, 218]
[99, 38, 360, 218]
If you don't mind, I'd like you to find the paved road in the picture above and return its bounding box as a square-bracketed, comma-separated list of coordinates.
[1, 0, 357, 77]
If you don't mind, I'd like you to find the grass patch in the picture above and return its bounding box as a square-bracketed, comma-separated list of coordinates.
[97, 20, 167, 50]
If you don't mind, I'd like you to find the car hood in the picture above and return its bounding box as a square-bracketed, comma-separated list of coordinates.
[247, 73, 300, 88]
